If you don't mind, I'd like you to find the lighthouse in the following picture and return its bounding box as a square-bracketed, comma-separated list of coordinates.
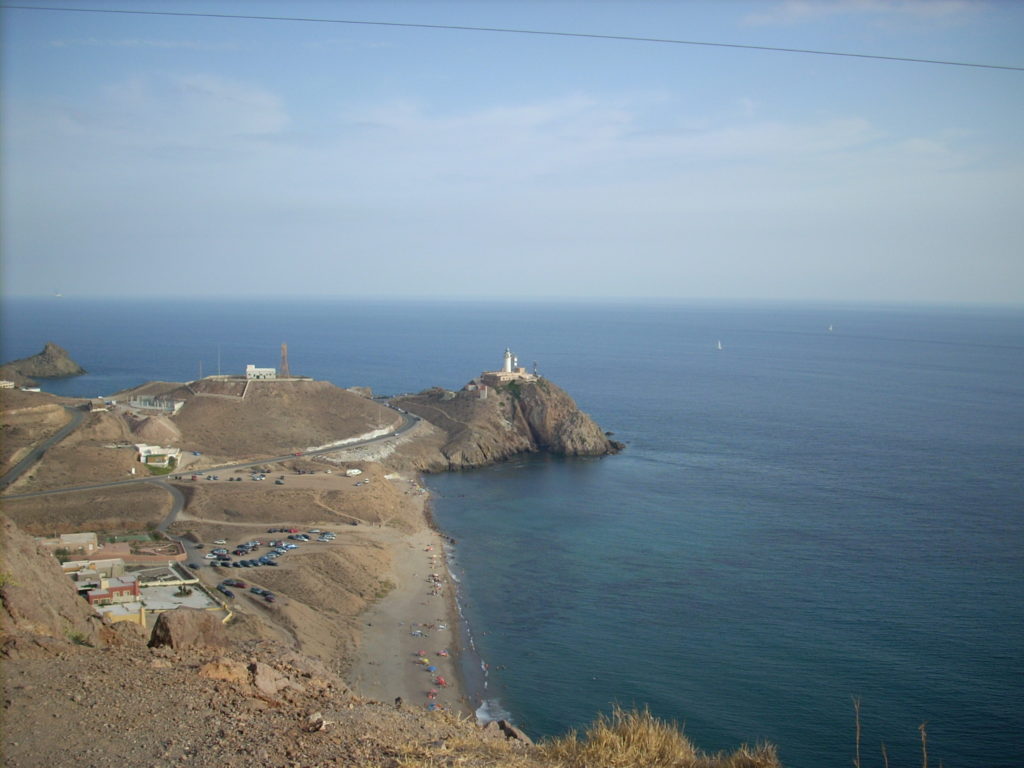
[480, 347, 539, 387]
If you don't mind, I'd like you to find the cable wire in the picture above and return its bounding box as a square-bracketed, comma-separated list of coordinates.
[4, 4, 1023, 72]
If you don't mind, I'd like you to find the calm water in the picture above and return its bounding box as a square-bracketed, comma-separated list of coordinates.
[3, 297, 1022, 767]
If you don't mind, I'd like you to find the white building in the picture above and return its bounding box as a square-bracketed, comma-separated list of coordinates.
[245, 364, 276, 380]
[135, 444, 182, 467]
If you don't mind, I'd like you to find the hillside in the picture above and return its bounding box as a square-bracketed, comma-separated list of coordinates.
[0, 389, 71, 475]
[1, 379, 400, 491]
[143, 378, 399, 462]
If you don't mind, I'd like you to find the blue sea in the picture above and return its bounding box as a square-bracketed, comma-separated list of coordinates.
[2, 297, 1022, 767]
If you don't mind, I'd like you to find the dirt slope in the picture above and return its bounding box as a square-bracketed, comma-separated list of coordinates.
[168, 379, 398, 460]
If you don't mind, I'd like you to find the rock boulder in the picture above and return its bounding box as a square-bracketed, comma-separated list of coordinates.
[148, 607, 228, 651]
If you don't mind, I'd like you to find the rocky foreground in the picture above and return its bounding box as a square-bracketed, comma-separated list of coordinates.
[0, 515, 534, 768]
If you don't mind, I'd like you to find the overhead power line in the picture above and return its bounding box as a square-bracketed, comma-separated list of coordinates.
[6, 4, 1023, 72]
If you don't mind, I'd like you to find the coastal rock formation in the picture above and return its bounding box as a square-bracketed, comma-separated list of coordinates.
[0, 514, 105, 655]
[0, 342, 86, 386]
[391, 378, 623, 471]
[148, 607, 229, 651]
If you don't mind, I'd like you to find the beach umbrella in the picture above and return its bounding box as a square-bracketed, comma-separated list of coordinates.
[426, 665, 437, 672]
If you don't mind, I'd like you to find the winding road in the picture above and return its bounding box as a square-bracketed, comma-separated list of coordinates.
[0, 405, 85, 492]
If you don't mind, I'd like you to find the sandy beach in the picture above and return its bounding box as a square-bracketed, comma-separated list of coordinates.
[346, 481, 472, 718]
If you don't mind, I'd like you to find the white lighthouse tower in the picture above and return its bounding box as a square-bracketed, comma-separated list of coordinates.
[479, 346, 538, 387]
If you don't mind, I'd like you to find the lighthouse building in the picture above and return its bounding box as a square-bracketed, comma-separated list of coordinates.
[480, 347, 538, 386]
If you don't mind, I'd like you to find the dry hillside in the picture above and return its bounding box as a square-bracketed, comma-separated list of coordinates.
[156, 379, 398, 460]
[2, 408, 138, 492]
[0, 390, 71, 474]
[1, 484, 171, 535]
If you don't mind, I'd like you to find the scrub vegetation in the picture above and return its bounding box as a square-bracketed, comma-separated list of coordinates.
[542, 706, 781, 768]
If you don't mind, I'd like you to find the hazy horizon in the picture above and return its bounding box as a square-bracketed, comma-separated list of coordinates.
[3, 1, 1022, 305]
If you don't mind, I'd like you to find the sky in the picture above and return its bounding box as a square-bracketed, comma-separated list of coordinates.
[2, 0, 1023, 304]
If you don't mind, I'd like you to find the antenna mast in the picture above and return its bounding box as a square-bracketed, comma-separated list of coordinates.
[280, 343, 291, 378]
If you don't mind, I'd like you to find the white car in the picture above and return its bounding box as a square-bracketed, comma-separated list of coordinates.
[213, 539, 227, 545]
[204, 553, 218, 559]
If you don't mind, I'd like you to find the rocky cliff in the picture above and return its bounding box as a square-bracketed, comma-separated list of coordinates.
[0, 515, 106, 655]
[0, 342, 86, 386]
[390, 377, 623, 471]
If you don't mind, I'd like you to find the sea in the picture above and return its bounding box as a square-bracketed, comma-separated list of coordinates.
[2, 297, 1022, 768]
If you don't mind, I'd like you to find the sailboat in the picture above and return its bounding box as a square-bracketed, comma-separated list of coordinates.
[716, 340, 723, 351]
[827, 324, 834, 333]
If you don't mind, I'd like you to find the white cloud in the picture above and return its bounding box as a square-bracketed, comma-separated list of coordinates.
[745, 0, 977, 26]
[48, 37, 238, 51]
[79, 73, 290, 147]
[5, 78, 1016, 302]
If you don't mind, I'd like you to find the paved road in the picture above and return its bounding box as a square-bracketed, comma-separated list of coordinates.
[0, 406, 85, 492]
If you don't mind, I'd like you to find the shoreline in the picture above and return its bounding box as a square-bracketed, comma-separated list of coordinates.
[345, 474, 476, 718]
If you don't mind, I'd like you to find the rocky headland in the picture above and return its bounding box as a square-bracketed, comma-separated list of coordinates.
[389, 377, 623, 471]
[0, 342, 86, 386]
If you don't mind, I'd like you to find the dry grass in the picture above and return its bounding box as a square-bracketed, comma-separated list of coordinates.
[542, 706, 781, 768]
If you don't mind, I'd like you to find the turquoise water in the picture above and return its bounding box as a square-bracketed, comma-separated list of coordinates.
[3, 298, 1022, 766]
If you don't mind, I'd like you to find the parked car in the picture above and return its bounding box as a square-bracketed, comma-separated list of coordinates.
[213, 539, 227, 545]
[225, 579, 246, 588]
[216, 586, 234, 598]
[187, 562, 201, 569]
[264, 594, 276, 603]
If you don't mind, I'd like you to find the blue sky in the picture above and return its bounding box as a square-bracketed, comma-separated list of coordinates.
[2, 0, 1022, 304]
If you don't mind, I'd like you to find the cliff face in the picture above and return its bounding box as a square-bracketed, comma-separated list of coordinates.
[0, 342, 86, 386]
[0, 515, 105, 655]
[391, 378, 622, 471]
